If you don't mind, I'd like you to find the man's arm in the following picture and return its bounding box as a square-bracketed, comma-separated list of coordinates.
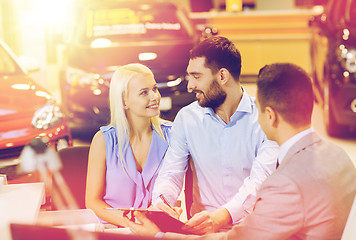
[182, 139, 278, 234]
[126, 173, 303, 240]
[223, 174, 304, 240]
[152, 111, 190, 209]
[125, 211, 228, 240]
[182, 208, 231, 234]
[173, 173, 303, 239]
[222, 139, 279, 223]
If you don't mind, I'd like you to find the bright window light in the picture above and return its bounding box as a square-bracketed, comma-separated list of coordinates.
[139, 52, 157, 61]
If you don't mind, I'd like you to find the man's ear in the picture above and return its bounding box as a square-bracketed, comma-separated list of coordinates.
[218, 68, 230, 85]
[265, 106, 278, 128]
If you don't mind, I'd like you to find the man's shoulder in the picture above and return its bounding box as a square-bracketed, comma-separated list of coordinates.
[180, 101, 203, 112]
[176, 101, 205, 118]
[277, 135, 354, 183]
[292, 133, 350, 164]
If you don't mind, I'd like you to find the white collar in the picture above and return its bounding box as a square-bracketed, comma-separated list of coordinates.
[278, 127, 314, 164]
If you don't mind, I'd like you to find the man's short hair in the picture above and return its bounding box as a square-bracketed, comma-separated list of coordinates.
[257, 63, 314, 126]
[190, 36, 242, 81]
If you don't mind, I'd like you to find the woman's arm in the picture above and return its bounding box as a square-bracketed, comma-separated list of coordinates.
[85, 130, 128, 227]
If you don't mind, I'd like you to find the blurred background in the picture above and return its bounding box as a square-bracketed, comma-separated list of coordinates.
[0, 0, 355, 166]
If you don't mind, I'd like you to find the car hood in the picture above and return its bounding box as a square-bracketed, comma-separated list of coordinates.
[67, 39, 196, 80]
[0, 75, 49, 131]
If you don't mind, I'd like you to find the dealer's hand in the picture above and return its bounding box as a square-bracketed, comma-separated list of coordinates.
[124, 211, 161, 238]
[182, 208, 231, 235]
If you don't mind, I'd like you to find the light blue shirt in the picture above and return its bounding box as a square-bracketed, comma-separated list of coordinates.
[152, 89, 279, 223]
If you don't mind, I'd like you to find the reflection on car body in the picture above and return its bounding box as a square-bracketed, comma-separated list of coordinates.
[60, 0, 200, 135]
[309, 0, 356, 136]
[0, 39, 72, 191]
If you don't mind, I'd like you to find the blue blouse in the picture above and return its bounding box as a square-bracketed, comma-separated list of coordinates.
[100, 123, 171, 211]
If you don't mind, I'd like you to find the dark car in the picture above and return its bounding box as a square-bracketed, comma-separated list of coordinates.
[0, 39, 72, 191]
[309, 0, 356, 137]
[59, 0, 200, 135]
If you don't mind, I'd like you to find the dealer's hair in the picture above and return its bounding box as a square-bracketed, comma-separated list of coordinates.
[257, 63, 314, 127]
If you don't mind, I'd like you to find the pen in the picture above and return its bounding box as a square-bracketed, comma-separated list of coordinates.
[159, 194, 175, 211]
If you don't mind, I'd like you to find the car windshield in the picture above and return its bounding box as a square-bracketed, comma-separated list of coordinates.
[78, 2, 195, 44]
[0, 45, 20, 75]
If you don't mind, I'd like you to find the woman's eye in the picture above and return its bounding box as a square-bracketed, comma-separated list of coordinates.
[153, 87, 158, 92]
[140, 90, 148, 95]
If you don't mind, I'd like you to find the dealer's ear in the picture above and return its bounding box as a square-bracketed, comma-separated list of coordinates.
[265, 106, 279, 128]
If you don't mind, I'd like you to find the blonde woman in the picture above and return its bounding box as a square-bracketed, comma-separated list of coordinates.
[85, 63, 171, 227]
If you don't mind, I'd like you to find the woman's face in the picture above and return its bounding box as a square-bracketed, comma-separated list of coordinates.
[124, 73, 161, 119]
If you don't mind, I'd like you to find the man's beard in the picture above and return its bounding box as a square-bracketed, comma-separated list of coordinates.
[197, 79, 227, 109]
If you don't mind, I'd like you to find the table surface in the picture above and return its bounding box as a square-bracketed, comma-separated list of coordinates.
[0, 182, 45, 240]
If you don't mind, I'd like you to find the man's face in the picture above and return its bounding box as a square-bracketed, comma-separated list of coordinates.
[186, 57, 226, 109]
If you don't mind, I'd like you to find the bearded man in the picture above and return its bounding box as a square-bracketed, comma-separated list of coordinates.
[151, 36, 279, 234]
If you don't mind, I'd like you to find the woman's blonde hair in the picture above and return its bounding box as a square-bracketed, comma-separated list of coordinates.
[109, 63, 166, 162]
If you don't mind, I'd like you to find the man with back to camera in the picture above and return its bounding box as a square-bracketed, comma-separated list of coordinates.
[126, 63, 356, 240]
[149, 36, 279, 233]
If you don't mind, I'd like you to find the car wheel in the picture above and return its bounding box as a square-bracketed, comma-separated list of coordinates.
[323, 80, 347, 137]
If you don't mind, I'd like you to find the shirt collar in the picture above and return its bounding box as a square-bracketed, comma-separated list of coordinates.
[236, 86, 253, 113]
[203, 86, 253, 117]
[278, 127, 314, 164]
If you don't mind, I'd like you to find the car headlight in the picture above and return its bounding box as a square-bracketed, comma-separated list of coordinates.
[338, 44, 356, 73]
[66, 67, 103, 87]
[32, 100, 64, 130]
